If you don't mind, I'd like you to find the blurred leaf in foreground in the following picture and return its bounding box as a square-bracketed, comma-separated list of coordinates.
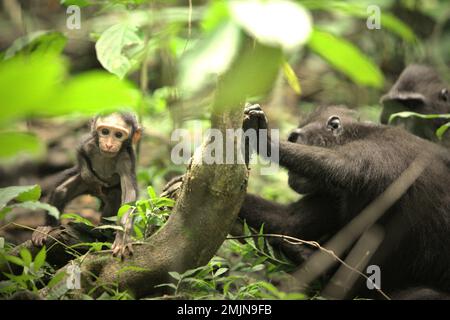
[307, 29, 384, 88]
[0, 132, 44, 161]
[4, 31, 67, 60]
[229, 0, 312, 51]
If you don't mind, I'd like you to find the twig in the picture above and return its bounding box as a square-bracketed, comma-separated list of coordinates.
[226, 233, 391, 300]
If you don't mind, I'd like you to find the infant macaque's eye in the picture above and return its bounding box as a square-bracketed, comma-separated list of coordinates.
[101, 128, 110, 136]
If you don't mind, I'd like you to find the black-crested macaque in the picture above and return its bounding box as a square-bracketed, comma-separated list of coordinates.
[241, 104, 450, 299]
[380, 65, 450, 145]
[32, 112, 142, 258]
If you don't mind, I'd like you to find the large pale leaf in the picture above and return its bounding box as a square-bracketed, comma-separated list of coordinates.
[229, 0, 312, 51]
[10, 201, 59, 220]
[0, 185, 41, 210]
[178, 21, 241, 94]
[95, 23, 145, 79]
[307, 29, 384, 88]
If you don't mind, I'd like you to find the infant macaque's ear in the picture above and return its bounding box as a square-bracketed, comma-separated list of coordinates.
[132, 127, 142, 145]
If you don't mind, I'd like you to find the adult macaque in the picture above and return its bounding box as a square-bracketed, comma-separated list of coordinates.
[380, 65, 450, 145]
[240, 104, 450, 299]
[32, 112, 142, 258]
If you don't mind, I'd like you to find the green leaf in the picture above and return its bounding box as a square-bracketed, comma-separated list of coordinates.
[95, 23, 145, 79]
[300, 1, 416, 43]
[307, 29, 384, 88]
[168, 271, 182, 281]
[214, 267, 228, 277]
[4, 31, 67, 59]
[202, 0, 231, 31]
[380, 13, 416, 43]
[147, 186, 157, 200]
[3, 255, 24, 267]
[117, 204, 132, 219]
[0, 185, 41, 210]
[33, 246, 46, 271]
[214, 42, 283, 110]
[61, 213, 94, 227]
[251, 264, 265, 272]
[282, 60, 301, 94]
[229, 0, 312, 51]
[47, 271, 67, 289]
[0, 133, 44, 160]
[0, 53, 66, 123]
[10, 201, 59, 220]
[53, 71, 140, 115]
[437, 122, 450, 140]
[178, 21, 242, 94]
[19, 248, 32, 267]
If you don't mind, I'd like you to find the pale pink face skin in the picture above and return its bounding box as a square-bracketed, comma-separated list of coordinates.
[96, 114, 131, 156]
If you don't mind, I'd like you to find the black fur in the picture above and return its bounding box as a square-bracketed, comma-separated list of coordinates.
[240, 104, 450, 299]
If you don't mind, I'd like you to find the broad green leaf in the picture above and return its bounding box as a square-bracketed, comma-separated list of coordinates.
[0, 132, 44, 160]
[10, 201, 59, 220]
[0, 53, 66, 123]
[214, 267, 228, 277]
[95, 23, 145, 79]
[168, 271, 182, 281]
[214, 42, 282, 109]
[380, 13, 416, 43]
[4, 31, 67, 59]
[437, 122, 450, 140]
[282, 60, 301, 94]
[53, 71, 140, 115]
[117, 204, 132, 219]
[229, 0, 312, 51]
[0, 185, 41, 210]
[178, 21, 241, 94]
[46, 271, 67, 289]
[19, 248, 33, 267]
[252, 264, 265, 272]
[202, 0, 230, 31]
[33, 246, 46, 271]
[307, 29, 384, 88]
[2, 255, 24, 267]
[300, 1, 416, 43]
[147, 186, 157, 200]
[61, 213, 94, 227]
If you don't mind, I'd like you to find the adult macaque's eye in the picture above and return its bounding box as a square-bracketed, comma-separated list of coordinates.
[115, 131, 123, 139]
[326, 116, 341, 131]
[439, 88, 449, 102]
[101, 128, 110, 136]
